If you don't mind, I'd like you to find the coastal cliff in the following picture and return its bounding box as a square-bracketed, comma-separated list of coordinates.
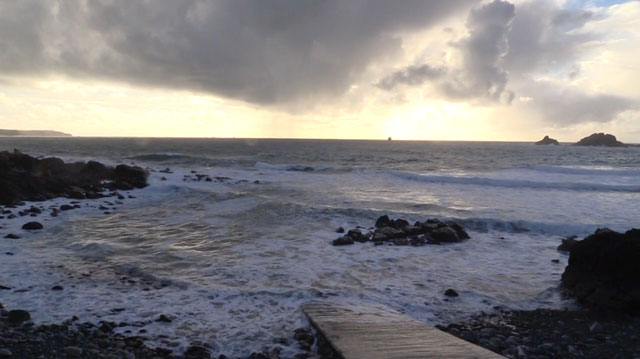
[0, 129, 72, 137]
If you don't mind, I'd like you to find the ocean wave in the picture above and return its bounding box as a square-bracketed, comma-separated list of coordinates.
[254, 161, 322, 172]
[528, 165, 640, 177]
[390, 171, 640, 192]
[127, 153, 211, 162]
[457, 217, 597, 236]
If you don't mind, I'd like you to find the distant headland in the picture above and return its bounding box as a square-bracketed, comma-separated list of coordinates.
[0, 129, 72, 137]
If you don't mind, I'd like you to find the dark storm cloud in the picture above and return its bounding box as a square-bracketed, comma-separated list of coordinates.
[375, 64, 446, 90]
[441, 0, 516, 102]
[374, 0, 634, 126]
[375, 0, 517, 103]
[375, 0, 601, 97]
[0, 0, 477, 104]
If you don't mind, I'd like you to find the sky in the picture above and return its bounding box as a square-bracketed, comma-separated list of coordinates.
[0, 0, 639, 141]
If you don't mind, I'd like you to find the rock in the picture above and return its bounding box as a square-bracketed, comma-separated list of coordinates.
[347, 229, 368, 243]
[156, 314, 172, 323]
[561, 228, 640, 313]
[535, 135, 559, 145]
[444, 289, 459, 297]
[557, 236, 578, 252]
[0, 349, 11, 357]
[64, 346, 83, 357]
[184, 345, 211, 358]
[409, 236, 427, 246]
[113, 164, 149, 189]
[332, 236, 354, 246]
[8, 309, 30, 324]
[0, 151, 149, 205]
[375, 226, 403, 237]
[575, 133, 626, 147]
[60, 204, 74, 211]
[27, 206, 41, 214]
[392, 218, 410, 229]
[393, 237, 409, 246]
[51, 285, 64, 291]
[589, 321, 603, 333]
[21, 221, 43, 230]
[375, 215, 391, 228]
[335, 226, 345, 233]
[431, 227, 460, 243]
[293, 328, 315, 351]
[67, 189, 85, 199]
[4, 233, 20, 239]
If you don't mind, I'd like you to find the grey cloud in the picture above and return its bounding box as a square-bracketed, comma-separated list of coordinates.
[441, 0, 515, 102]
[522, 82, 635, 125]
[376, 0, 516, 103]
[503, 1, 598, 76]
[375, 64, 446, 90]
[0, 0, 477, 105]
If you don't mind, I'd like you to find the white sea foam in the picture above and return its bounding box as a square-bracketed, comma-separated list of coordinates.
[1, 140, 639, 357]
[390, 170, 640, 192]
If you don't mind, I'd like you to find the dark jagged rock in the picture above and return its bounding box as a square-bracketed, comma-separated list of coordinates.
[183, 344, 211, 358]
[8, 309, 31, 324]
[444, 289, 459, 297]
[574, 133, 626, 147]
[374, 215, 391, 228]
[332, 236, 354, 246]
[335, 227, 345, 233]
[22, 221, 43, 230]
[293, 327, 315, 352]
[0, 150, 149, 205]
[4, 234, 20, 239]
[535, 135, 559, 145]
[557, 236, 578, 252]
[561, 228, 640, 313]
[332, 216, 470, 247]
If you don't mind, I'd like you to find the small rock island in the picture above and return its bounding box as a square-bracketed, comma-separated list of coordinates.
[575, 133, 626, 147]
[535, 135, 559, 145]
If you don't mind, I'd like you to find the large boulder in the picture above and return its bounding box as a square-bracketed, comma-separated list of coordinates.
[574, 133, 626, 147]
[535, 135, 559, 145]
[113, 164, 149, 189]
[561, 228, 640, 313]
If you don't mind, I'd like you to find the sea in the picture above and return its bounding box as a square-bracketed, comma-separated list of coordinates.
[1, 137, 639, 357]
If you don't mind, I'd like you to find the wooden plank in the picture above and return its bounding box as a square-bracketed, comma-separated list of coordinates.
[302, 303, 505, 359]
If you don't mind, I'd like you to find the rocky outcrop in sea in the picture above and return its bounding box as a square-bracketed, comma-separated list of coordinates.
[332, 215, 470, 246]
[535, 135, 559, 145]
[574, 133, 626, 147]
[0, 150, 149, 205]
[561, 228, 640, 313]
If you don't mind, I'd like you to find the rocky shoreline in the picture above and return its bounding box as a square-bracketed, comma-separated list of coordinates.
[0, 149, 148, 206]
[439, 308, 640, 359]
[0, 302, 322, 359]
[439, 227, 640, 358]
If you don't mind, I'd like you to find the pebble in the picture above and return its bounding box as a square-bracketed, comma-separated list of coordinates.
[64, 346, 83, 357]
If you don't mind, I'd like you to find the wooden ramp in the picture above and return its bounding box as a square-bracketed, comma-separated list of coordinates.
[302, 304, 505, 359]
